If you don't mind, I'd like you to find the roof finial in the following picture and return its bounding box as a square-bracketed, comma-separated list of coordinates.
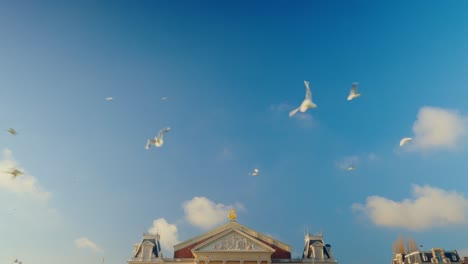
[228, 208, 237, 221]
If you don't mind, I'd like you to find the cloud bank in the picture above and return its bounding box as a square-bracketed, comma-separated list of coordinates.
[409, 106, 467, 151]
[183, 196, 244, 230]
[352, 184, 468, 230]
[0, 149, 50, 201]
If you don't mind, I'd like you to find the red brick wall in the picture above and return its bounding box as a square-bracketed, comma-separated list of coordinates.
[174, 235, 217, 258]
[256, 237, 291, 259]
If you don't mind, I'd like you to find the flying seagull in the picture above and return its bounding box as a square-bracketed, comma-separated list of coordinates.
[7, 168, 23, 179]
[161, 97, 168, 101]
[145, 127, 171, 149]
[400, 137, 413, 147]
[347, 165, 356, 171]
[7, 128, 17, 135]
[347, 82, 361, 101]
[289, 80, 317, 117]
[105, 97, 113, 101]
[249, 168, 259, 176]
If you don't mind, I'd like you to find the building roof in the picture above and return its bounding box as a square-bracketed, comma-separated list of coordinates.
[302, 233, 334, 260]
[173, 220, 291, 259]
[133, 234, 163, 258]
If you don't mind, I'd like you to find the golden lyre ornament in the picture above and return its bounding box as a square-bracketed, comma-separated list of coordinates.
[228, 208, 237, 221]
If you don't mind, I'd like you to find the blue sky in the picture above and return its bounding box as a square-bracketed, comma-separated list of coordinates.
[1, 1, 468, 264]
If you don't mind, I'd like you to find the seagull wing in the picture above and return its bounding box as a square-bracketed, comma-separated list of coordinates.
[145, 139, 151, 150]
[352, 82, 358, 93]
[157, 127, 171, 138]
[289, 107, 300, 117]
[399, 137, 412, 146]
[304, 80, 312, 99]
[8, 128, 17, 135]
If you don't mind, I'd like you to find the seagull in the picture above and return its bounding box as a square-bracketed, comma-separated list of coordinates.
[161, 97, 168, 101]
[400, 137, 413, 147]
[289, 80, 317, 117]
[347, 166, 356, 171]
[7, 128, 17, 135]
[145, 127, 171, 149]
[105, 97, 113, 101]
[249, 168, 259, 176]
[7, 168, 23, 179]
[347, 82, 361, 101]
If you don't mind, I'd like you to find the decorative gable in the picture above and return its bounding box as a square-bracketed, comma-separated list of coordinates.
[193, 230, 275, 253]
[174, 221, 291, 259]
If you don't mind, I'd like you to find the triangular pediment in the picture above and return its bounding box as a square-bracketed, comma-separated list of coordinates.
[192, 229, 275, 253]
[174, 221, 291, 254]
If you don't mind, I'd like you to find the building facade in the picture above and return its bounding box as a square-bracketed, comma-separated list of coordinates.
[129, 210, 338, 264]
[392, 248, 462, 264]
[461, 257, 468, 264]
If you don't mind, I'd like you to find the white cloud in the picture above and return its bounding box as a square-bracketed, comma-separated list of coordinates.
[75, 237, 103, 253]
[352, 184, 468, 230]
[183, 196, 244, 229]
[148, 218, 179, 255]
[409, 106, 468, 151]
[0, 149, 50, 201]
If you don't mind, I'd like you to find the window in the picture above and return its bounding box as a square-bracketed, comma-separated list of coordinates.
[422, 254, 428, 262]
[452, 256, 457, 262]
